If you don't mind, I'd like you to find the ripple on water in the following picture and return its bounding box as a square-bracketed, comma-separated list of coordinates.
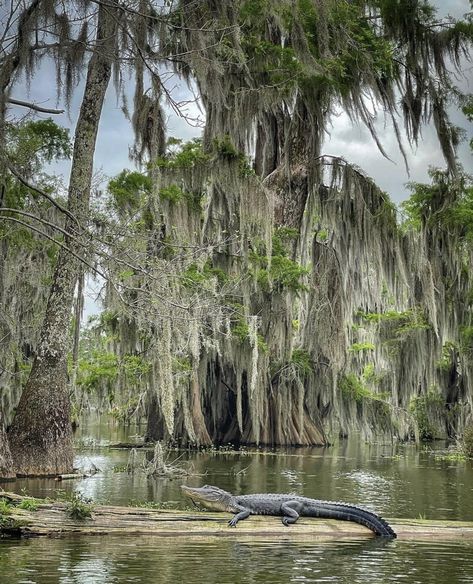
[1, 537, 473, 584]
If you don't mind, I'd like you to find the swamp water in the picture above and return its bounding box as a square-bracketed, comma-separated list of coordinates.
[1, 418, 473, 584]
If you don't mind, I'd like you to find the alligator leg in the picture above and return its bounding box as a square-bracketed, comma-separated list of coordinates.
[280, 500, 302, 526]
[228, 508, 251, 527]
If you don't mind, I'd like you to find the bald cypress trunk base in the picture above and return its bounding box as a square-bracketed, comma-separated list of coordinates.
[8, 358, 73, 476]
[0, 418, 15, 480]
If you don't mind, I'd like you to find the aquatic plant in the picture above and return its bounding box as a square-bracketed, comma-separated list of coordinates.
[65, 492, 94, 521]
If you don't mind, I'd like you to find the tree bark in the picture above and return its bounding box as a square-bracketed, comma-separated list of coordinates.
[8, 3, 118, 476]
[0, 413, 15, 479]
[254, 110, 284, 179]
[190, 373, 212, 446]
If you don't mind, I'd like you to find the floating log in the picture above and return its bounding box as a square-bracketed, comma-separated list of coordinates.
[108, 442, 152, 449]
[55, 473, 88, 481]
[1, 492, 473, 540]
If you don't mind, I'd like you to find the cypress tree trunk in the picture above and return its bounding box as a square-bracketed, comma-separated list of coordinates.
[8, 4, 118, 476]
[0, 413, 14, 479]
[145, 394, 165, 442]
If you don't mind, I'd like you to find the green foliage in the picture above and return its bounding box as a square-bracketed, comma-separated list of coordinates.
[316, 229, 329, 242]
[0, 499, 12, 516]
[339, 373, 373, 403]
[340, 369, 387, 403]
[239, 0, 270, 22]
[77, 350, 118, 394]
[76, 323, 150, 407]
[436, 341, 458, 372]
[159, 184, 185, 204]
[173, 356, 192, 373]
[250, 229, 309, 293]
[211, 135, 255, 175]
[240, 0, 398, 96]
[402, 169, 473, 241]
[18, 498, 39, 511]
[361, 363, 384, 384]
[181, 260, 229, 290]
[6, 118, 71, 170]
[433, 450, 467, 462]
[212, 135, 240, 159]
[276, 227, 299, 240]
[291, 349, 313, 375]
[157, 183, 203, 210]
[155, 138, 209, 170]
[349, 342, 375, 353]
[0, 515, 23, 531]
[296, 0, 395, 91]
[99, 310, 120, 330]
[409, 391, 443, 441]
[227, 304, 267, 350]
[257, 334, 269, 353]
[242, 38, 301, 89]
[108, 170, 152, 216]
[357, 308, 430, 337]
[231, 317, 250, 344]
[0, 498, 26, 531]
[1, 119, 70, 227]
[270, 255, 310, 292]
[122, 355, 150, 378]
[65, 492, 94, 520]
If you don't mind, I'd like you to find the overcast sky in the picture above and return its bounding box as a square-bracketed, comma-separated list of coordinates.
[11, 0, 472, 206]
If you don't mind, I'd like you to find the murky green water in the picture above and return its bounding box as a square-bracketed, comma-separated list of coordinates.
[1, 537, 473, 584]
[2, 417, 473, 583]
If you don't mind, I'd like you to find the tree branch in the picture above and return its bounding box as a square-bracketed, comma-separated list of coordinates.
[0, 215, 107, 279]
[0, 207, 82, 244]
[6, 162, 80, 226]
[7, 98, 65, 114]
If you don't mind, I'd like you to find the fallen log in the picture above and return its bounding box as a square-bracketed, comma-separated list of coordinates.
[1, 492, 473, 540]
[55, 473, 88, 481]
[108, 442, 153, 449]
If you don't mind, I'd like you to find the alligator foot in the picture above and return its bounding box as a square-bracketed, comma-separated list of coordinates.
[282, 518, 291, 527]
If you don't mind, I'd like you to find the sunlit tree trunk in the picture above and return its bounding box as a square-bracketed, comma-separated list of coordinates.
[8, 3, 118, 475]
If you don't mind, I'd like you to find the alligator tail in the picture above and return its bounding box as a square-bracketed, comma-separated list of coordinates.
[307, 502, 396, 538]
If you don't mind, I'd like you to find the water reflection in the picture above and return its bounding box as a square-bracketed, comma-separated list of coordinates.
[2, 418, 473, 584]
[1, 417, 473, 522]
[1, 537, 473, 584]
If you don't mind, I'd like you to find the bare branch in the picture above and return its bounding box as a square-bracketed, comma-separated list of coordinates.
[6, 162, 80, 226]
[0, 215, 107, 280]
[7, 98, 65, 114]
[0, 207, 79, 242]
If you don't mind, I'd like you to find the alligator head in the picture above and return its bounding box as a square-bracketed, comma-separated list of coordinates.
[181, 484, 236, 512]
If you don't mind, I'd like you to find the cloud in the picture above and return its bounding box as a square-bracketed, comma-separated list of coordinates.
[325, 105, 472, 203]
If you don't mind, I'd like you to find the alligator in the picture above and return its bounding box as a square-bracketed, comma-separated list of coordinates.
[181, 484, 396, 538]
